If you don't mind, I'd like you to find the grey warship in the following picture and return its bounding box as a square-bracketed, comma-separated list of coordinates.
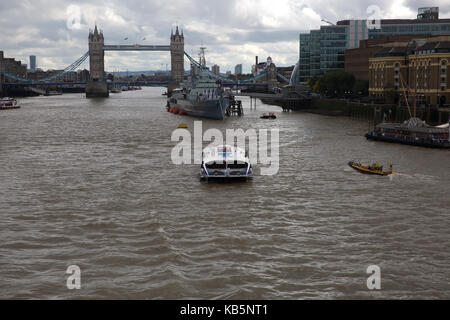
[167, 48, 229, 120]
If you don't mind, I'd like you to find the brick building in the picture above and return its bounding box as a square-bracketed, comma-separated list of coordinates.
[1, 51, 28, 95]
[345, 35, 431, 81]
[369, 36, 450, 106]
[277, 66, 295, 81]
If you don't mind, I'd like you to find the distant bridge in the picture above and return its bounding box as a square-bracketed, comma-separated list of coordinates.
[1, 26, 291, 96]
[103, 45, 171, 51]
[1, 81, 169, 87]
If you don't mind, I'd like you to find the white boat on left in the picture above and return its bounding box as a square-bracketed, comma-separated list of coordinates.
[0, 97, 20, 110]
[201, 145, 253, 181]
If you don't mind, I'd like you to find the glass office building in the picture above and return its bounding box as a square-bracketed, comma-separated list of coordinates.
[310, 30, 321, 77]
[367, 19, 450, 39]
[29, 56, 36, 72]
[299, 33, 311, 81]
[296, 7, 450, 83]
[299, 24, 349, 83]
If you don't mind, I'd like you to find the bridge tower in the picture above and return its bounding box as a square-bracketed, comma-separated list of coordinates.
[169, 26, 184, 94]
[266, 58, 278, 92]
[86, 25, 109, 98]
[0, 51, 4, 96]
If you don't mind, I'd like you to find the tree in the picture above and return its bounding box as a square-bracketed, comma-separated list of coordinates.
[312, 81, 319, 92]
[384, 86, 396, 104]
[316, 71, 355, 98]
[307, 76, 319, 90]
[352, 80, 369, 98]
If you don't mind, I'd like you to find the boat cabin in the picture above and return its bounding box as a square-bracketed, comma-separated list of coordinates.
[201, 145, 253, 180]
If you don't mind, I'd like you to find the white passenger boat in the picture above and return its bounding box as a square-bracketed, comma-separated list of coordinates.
[0, 97, 20, 110]
[201, 145, 253, 181]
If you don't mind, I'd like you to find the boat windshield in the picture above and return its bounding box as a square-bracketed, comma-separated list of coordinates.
[205, 162, 226, 169]
[205, 161, 248, 170]
[227, 161, 248, 169]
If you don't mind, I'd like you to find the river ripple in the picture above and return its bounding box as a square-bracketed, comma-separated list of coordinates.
[1, 87, 449, 299]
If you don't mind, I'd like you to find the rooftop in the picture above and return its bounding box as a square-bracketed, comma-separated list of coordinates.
[416, 41, 450, 53]
[338, 18, 450, 26]
[373, 46, 409, 57]
[377, 122, 448, 134]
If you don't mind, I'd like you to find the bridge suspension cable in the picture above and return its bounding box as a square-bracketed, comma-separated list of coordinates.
[183, 51, 271, 85]
[276, 72, 290, 83]
[41, 51, 89, 82]
[1, 51, 89, 83]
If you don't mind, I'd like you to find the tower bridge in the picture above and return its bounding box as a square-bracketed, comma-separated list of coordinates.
[86, 25, 184, 97]
[1, 25, 291, 97]
[102, 45, 171, 51]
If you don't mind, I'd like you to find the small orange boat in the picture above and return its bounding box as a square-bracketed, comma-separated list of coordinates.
[348, 161, 393, 176]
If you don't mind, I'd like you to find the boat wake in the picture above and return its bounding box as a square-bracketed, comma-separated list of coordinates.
[390, 172, 438, 182]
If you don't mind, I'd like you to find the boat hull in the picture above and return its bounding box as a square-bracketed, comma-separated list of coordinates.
[261, 116, 276, 119]
[1, 99, 20, 110]
[0, 106, 20, 110]
[348, 161, 392, 176]
[366, 132, 450, 149]
[168, 97, 228, 120]
[200, 171, 253, 181]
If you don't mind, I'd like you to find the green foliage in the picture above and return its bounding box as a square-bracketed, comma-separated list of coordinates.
[316, 71, 356, 98]
[312, 81, 319, 92]
[384, 87, 397, 104]
[352, 80, 369, 97]
[307, 76, 319, 90]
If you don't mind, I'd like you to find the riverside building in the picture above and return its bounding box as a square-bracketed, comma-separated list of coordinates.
[295, 7, 450, 84]
[368, 35, 450, 106]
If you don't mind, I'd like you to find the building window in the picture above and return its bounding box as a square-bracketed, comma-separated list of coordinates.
[441, 60, 447, 91]
[394, 62, 400, 89]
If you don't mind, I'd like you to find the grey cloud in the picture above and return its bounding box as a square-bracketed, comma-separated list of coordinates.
[227, 30, 306, 43]
[1, 0, 450, 72]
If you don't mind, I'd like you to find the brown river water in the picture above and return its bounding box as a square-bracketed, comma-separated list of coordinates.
[1, 87, 449, 299]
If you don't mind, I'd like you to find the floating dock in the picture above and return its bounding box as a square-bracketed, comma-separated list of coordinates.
[226, 97, 244, 117]
[234, 91, 311, 111]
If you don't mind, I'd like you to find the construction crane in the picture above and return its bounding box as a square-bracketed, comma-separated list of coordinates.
[399, 71, 416, 119]
[321, 19, 335, 26]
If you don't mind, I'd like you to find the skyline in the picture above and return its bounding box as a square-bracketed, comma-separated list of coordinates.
[1, 0, 450, 73]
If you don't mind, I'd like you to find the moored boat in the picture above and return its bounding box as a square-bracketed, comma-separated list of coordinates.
[201, 145, 253, 181]
[366, 117, 450, 149]
[348, 161, 393, 176]
[167, 48, 229, 120]
[367, 71, 450, 149]
[260, 112, 276, 119]
[0, 98, 21, 110]
[44, 90, 63, 96]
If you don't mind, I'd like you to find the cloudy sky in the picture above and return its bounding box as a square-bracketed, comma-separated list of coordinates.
[1, 0, 449, 73]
